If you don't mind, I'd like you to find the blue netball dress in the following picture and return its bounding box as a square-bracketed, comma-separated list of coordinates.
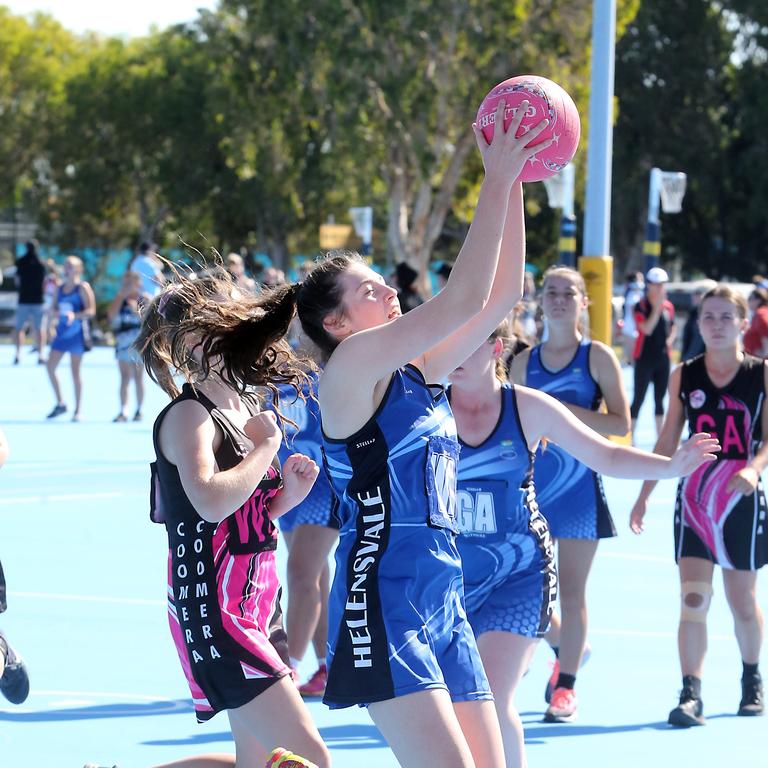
[272, 373, 337, 533]
[526, 341, 616, 539]
[52, 284, 86, 355]
[450, 384, 556, 638]
[322, 364, 491, 709]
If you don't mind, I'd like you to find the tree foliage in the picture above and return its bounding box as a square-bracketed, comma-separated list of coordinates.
[5, 1, 768, 280]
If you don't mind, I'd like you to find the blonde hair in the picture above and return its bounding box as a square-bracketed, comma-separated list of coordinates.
[490, 319, 511, 382]
[541, 265, 587, 296]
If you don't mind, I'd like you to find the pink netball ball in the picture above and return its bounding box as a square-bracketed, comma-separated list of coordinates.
[476, 75, 580, 183]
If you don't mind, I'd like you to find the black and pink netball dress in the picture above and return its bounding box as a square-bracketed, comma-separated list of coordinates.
[150, 384, 291, 722]
[676, 355, 768, 570]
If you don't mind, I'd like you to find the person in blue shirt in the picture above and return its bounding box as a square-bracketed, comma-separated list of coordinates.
[509, 265, 632, 722]
[449, 322, 719, 765]
[214, 99, 555, 767]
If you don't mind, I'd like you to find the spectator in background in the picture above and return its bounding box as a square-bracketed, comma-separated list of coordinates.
[107, 271, 148, 422]
[46, 256, 96, 422]
[517, 270, 539, 342]
[225, 252, 256, 293]
[620, 271, 645, 365]
[681, 280, 717, 362]
[630, 267, 676, 441]
[261, 266, 286, 289]
[744, 287, 768, 358]
[129, 242, 164, 298]
[13, 240, 46, 366]
[394, 261, 424, 314]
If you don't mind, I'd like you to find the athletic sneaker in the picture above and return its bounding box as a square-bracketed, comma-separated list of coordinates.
[46, 403, 66, 419]
[668, 687, 705, 727]
[266, 747, 318, 767]
[0, 632, 30, 705]
[544, 687, 578, 723]
[298, 664, 327, 697]
[544, 644, 592, 703]
[738, 675, 764, 716]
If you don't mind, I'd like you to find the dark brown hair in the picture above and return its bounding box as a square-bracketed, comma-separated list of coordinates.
[135, 268, 312, 407]
[295, 250, 365, 360]
[700, 284, 749, 320]
[749, 287, 768, 309]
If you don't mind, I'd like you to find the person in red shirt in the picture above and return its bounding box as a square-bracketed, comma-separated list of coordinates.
[630, 267, 676, 441]
[744, 288, 768, 358]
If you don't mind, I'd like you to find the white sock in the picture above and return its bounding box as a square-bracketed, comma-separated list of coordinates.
[289, 656, 301, 670]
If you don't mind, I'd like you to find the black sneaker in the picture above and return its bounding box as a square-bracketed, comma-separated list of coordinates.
[0, 632, 30, 705]
[668, 688, 705, 727]
[738, 675, 764, 716]
[46, 403, 67, 419]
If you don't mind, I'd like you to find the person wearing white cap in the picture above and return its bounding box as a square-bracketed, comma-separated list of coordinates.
[630, 267, 676, 441]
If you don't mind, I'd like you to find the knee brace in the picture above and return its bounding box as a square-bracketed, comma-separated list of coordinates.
[680, 581, 713, 623]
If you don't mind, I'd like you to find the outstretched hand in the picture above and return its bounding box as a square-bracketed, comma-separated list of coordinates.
[668, 432, 720, 477]
[472, 98, 554, 184]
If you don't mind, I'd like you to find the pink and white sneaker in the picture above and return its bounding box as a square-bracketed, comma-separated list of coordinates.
[298, 664, 327, 697]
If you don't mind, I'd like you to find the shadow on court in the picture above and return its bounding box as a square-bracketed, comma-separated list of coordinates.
[520, 711, 742, 741]
[143, 724, 386, 750]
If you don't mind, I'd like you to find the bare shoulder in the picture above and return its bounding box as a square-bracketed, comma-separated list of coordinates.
[159, 398, 214, 462]
[589, 339, 619, 361]
[509, 347, 531, 384]
[589, 340, 622, 375]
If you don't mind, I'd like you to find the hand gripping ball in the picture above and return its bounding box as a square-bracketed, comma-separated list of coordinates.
[475, 75, 580, 183]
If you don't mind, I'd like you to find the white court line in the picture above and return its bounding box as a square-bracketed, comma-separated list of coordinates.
[9, 591, 164, 607]
[0, 491, 144, 505]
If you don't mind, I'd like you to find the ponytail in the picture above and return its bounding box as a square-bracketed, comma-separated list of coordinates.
[136, 271, 313, 404]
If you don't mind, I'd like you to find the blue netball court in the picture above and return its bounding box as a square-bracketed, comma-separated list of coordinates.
[0, 345, 765, 767]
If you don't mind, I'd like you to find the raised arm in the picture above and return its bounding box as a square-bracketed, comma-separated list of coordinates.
[322, 101, 550, 395]
[516, 382, 716, 481]
[159, 400, 283, 524]
[421, 181, 530, 383]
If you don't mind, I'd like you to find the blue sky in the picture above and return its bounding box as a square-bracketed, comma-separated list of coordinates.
[4, 0, 217, 37]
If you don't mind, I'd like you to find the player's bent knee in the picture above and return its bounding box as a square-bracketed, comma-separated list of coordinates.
[680, 580, 713, 623]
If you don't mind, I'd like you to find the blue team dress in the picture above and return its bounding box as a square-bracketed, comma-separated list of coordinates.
[526, 341, 616, 540]
[451, 384, 556, 638]
[52, 284, 86, 355]
[321, 364, 491, 708]
[272, 372, 337, 533]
